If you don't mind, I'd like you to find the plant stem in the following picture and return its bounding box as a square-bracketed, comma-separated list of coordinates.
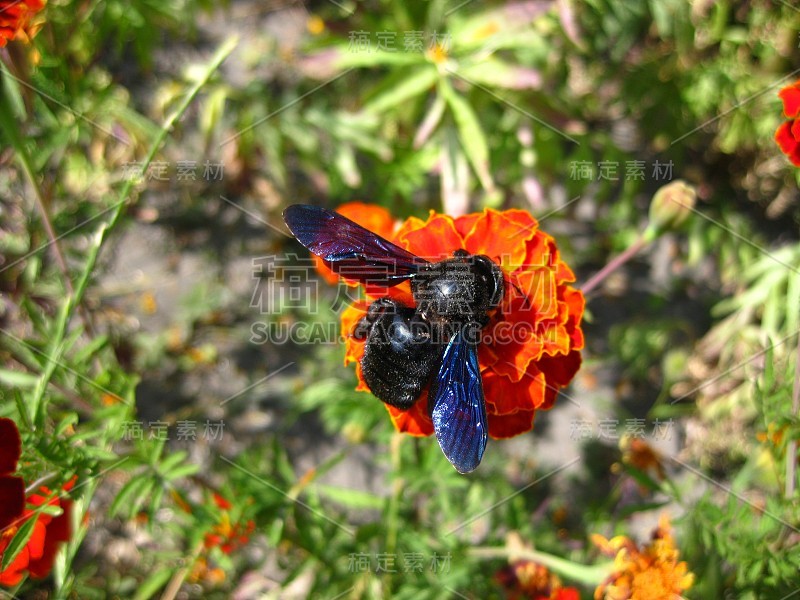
[0, 63, 92, 334]
[468, 546, 613, 586]
[580, 235, 649, 296]
[785, 331, 800, 499]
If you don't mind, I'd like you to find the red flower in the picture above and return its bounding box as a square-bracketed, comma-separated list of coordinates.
[0, 0, 46, 47]
[775, 79, 800, 167]
[203, 512, 256, 555]
[0, 418, 75, 587]
[326, 205, 585, 440]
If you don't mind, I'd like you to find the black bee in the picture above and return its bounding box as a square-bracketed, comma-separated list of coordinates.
[283, 204, 505, 473]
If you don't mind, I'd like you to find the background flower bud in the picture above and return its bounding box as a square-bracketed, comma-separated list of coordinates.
[647, 180, 697, 237]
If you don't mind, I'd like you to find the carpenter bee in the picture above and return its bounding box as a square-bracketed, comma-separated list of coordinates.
[283, 204, 505, 473]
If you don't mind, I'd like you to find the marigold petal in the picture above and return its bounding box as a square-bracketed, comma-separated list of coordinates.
[483, 366, 545, 415]
[0, 475, 25, 530]
[385, 392, 434, 437]
[212, 493, 232, 510]
[0, 418, 21, 475]
[464, 209, 538, 270]
[776, 120, 800, 166]
[0, 0, 45, 47]
[28, 499, 72, 579]
[515, 268, 559, 321]
[487, 409, 535, 439]
[393, 215, 427, 243]
[341, 302, 368, 364]
[314, 255, 344, 286]
[540, 348, 583, 388]
[24, 517, 48, 561]
[398, 212, 463, 260]
[0, 542, 29, 586]
[779, 83, 800, 119]
[453, 212, 482, 238]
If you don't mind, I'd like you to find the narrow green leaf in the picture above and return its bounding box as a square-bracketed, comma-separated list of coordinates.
[132, 567, 174, 600]
[439, 79, 495, 193]
[163, 463, 199, 482]
[110, 475, 150, 518]
[1, 516, 37, 571]
[363, 66, 438, 114]
[159, 451, 189, 474]
[317, 484, 385, 510]
[335, 49, 425, 69]
[0, 369, 40, 389]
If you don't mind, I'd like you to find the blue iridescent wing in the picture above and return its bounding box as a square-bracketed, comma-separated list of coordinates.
[429, 329, 488, 474]
[283, 204, 426, 286]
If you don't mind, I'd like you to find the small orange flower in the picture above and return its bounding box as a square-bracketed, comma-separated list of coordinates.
[327, 204, 584, 440]
[0, 0, 46, 47]
[203, 512, 255, 555]
[619, 436, 666, 482]
[775, 79, 800, 167]
[0, 418, 75, 587]
[496, 560, 581, 600]
[591, 515, 694, 600]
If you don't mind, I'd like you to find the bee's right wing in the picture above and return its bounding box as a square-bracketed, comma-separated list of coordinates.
[429, 328, 488, 474]
[283, 204, 426, 286]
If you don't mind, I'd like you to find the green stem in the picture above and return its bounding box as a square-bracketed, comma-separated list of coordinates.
[786, 331, 800, 499]
[468, 546, 614, 587]
[68, 35, 238, 319]
[5, 36, 238, 426]
[0, 63, 94, 334]
[580, 234, 649, 296]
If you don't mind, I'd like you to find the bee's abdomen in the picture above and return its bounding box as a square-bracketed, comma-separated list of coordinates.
[356, 298, 441, 410]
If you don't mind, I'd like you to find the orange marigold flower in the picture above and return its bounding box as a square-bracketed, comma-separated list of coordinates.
[619, 436, 665, 482]
[327, 204, 585, 440]
[496, 559, 581, 600]
[776, 79, 800, 167]
[591, 515, 694, 600]
[0, 418, 75, 587]
[0, 0, 46, 47]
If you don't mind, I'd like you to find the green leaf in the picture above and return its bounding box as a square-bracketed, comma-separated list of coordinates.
[458, 58, 542, 90]
[335, 48, 425, 69]
[363, 66, 438, 114]
[163, 463, 199, 482]
[316, 484, 385, 510]
[159, 451, 189, 474]
[439, 79, 495, 193]
[132, 567, 174, 600]
[110, 475, 151, 518]
[0, 369, 40, 389]
[1, 515, 37, 571]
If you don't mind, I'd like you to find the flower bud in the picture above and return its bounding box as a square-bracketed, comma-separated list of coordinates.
[646, 180, 696, 237]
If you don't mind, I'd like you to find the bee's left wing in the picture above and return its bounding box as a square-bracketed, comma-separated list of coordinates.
[429, 328, 488, 474]
[283, 204, 426, 286]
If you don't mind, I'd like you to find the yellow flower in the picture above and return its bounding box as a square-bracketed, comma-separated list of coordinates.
[306, 15, 325, 36]
[592, 515, 694, 600]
